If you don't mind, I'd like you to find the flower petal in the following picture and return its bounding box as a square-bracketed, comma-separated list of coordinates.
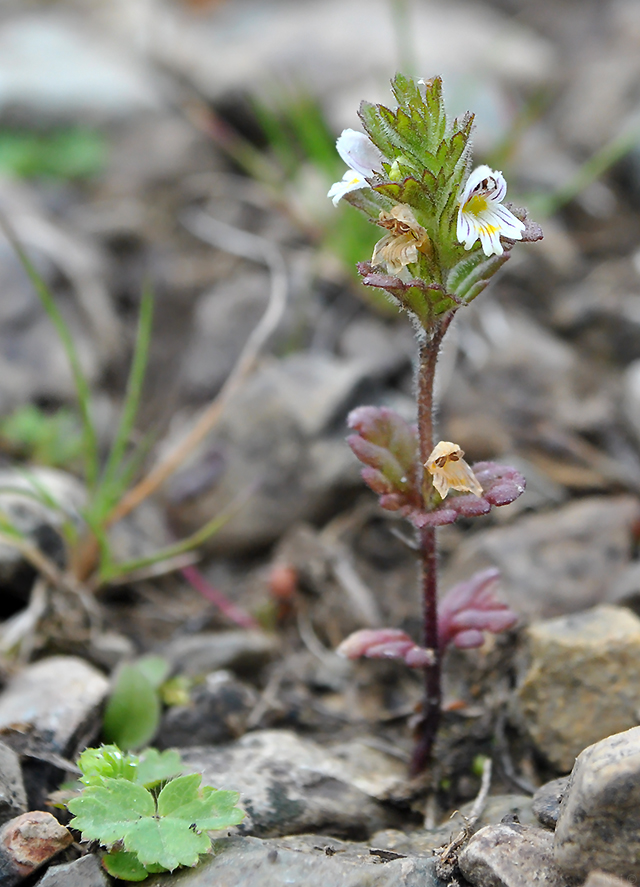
[335, 129, 383, 178]
[327, 169, 368, 206]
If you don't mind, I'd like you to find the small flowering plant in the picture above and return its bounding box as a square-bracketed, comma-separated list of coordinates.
[329, 75, 542, 775]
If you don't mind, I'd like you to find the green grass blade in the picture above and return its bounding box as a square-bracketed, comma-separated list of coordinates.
[98, 283, 154, 502]
[0, 220, 99, 488]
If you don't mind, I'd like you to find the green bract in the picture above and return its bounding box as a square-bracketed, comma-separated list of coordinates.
[67, 745, 244, 881]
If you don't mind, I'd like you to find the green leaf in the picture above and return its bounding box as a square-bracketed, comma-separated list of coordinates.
[78, 745, 140, 785]
[135, 655, 170, 690]
[103, 849, 155, 882]
[136, 749, 183, 788]
[102, 664, 161, 751]
[157, 775, 243, 831]
[124, 816, 211, 871]
[67, 778, 155, 844]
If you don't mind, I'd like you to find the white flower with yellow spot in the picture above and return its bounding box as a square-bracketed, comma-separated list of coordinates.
[328, 129, 384, 206]
[425, 441, 483, 499]
[457, 165, 525, 257]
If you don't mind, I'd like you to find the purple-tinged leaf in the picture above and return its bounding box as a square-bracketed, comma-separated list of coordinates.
[347, 406, 422, 512]
[357, 262, 461, 321]
[337, 628, 435, 668]
[438, 568, 518, 649]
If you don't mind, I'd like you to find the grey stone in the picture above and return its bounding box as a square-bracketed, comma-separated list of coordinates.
[145, 835, 445, 887]
[167, 353, 368, 552]
[161, 630, 278, 678]
[0, 467, 86, 585]
[0, 13, 159, 120]
[179, 729, 405, 838]
[0, 743, 26, 826]
[36, 854, 108, 887]
[515, 605, 640, 772]
[554, 726, 640, 882]
[0, 656, 109, 755]
[372, 794, 538, 857]
[443, 497, 640, 622]
[532, 777, 569, 829]
[458, 821, 570, 887]
[181, 271, 274, 398]
[157, 671, 257, 748]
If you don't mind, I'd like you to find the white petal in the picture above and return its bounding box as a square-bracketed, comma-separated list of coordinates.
[327, 169, 368, 206]
[336, 129, 383, 177]
[492, 204, 526, 238]
[459, 164, 495, 204]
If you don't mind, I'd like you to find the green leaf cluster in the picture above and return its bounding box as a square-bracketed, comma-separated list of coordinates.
[345, 74, 516, 319]
[68, 745, 244, 881]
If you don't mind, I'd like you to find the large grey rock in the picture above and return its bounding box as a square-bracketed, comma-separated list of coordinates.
[0, 743, 27, 827]
[515, 605, 640, 771]
[35, 853, 108, 887]
[443, 497, 640, 622]
[0, 656, 108, 755]
[161, 630, 278, 678]
[145, 835, 445, 887]
[554, 726, 640, 882]
[179, 729, 405, 838]
[167, 353, 370, 551]
[459, 821, 570, 887]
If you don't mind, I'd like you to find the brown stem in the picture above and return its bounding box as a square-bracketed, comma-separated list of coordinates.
[410, 322, 449, 776]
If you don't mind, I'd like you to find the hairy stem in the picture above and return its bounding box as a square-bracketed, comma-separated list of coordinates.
[411, 322, 448, 776]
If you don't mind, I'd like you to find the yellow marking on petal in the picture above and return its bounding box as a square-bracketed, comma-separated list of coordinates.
[479, 223, 500, 235]
[464, 195, 488, 215]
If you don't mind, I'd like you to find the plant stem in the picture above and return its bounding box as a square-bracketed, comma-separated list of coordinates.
[411, 323, 447, 776]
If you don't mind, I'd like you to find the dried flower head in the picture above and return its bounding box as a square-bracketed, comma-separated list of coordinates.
[371, 204, 430, 274]
[327, 129, 384, 206]
[457, 165, 525, 257]
[425, 441, 483, 499]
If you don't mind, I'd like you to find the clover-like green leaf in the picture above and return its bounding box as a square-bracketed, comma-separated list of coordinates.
[66, 766, 245, 875]
[77, 745, 140, 786]
[67, 778, 155, 844]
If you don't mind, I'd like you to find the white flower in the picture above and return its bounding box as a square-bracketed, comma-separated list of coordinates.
[457, 165, 525, 257]
[328, 129, 384, 206]
[425, 441, 483, 499]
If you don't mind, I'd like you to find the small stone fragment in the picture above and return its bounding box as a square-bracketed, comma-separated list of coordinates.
[35, 853, 108, 887]
[0, 742, 27, 826]
[532, 777, 570, 829]
[0, 811, 72, 886]
[458, 821, 570, 887]
[582, 874, 636, 887]
[515, 605, 640, 771]
[0, 656, 109, 754]
[554, 726, 640, 882]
